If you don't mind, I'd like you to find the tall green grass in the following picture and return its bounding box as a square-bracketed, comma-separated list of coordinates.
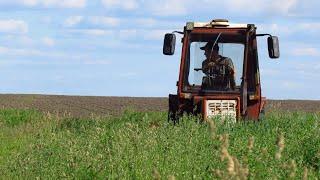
[0, 109, 319, 179]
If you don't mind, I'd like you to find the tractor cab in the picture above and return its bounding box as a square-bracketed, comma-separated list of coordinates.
[163, 19, 279, 122]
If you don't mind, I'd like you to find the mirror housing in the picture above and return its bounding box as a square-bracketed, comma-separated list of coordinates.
[163, 33, 176, 55]
[268, 36, 280, 58]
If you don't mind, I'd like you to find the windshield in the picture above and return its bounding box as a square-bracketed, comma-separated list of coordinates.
[184, 33, 245, 92]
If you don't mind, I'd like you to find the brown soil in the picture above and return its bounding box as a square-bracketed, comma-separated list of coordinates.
[266, 100, 320, 113]
[0, 94, 167, 118]
[0, 94, 319, 118]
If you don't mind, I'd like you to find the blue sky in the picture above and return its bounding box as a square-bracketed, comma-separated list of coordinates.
[0, 0, 319, 99]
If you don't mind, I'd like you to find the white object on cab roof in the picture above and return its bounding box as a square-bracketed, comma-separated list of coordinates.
[186, 19, 248, 30]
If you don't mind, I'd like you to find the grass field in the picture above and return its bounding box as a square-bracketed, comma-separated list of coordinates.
[0, 109, 319, 179]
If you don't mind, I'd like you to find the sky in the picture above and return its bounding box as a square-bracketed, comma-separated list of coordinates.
[0, 0, 319, 99]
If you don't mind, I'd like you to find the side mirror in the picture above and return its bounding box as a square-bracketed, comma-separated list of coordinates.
[163, 33, 176, 55]
[268, 36, 280, 58]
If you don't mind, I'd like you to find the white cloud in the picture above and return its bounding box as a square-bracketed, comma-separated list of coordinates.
[88, 16, 120, 27]
[5, 0, 86, 8]
[281, 81, 301, 89]
[119, 72, 138, 79]
[144, 30, 170, 41]
[224, 0, 297, 15]
[270, 0, 297, 15]
[64, 16, 121, 28]
[0, 45, 88, 59]
[0, 46, 9, 54]
[260, 68, 281, 76]
[135, 18, 157, 27]
[19, 36, 34, 45]
[297, 23, 320, 34]
[299, 23, 320, 29]
[64, 16, 83, 27]
[101, 0, 138, 10]
[41, 16, 52, 24]
[22, 0, 38, 6]
[285, 0, 319, 17]
[60, 0, 86, 8]
[118, 29, 138, 40]
[42, 37, 55, 46]
[146, 0, 187, 16]
[83, 59, 111, 65]
[140, 0, 300, 17]
[0, 46, 43, 56]
[0, 58, 112, 66]
[292, 47, 320, 56]
[224, 0, 263, 14]
[207, 0, 298, 16]
[288, 62, 320, 79]
[66, 16, 183, 30]
[257, 23, 294, 35]
[68, 29, 113, 36]
[3, 35, 35, 46]
[315, 63, 320, 70]
[134, 18, 184, 29]
[0, 20, 28, 34]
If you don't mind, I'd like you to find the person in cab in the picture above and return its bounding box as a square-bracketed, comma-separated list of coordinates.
[201, 42, 236, 90]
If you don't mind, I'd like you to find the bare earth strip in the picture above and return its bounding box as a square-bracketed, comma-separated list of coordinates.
[0, 94, 167, 118]
[0, 94, 319, 118]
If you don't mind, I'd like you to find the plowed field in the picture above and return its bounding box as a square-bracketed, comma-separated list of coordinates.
[0, 94, 319, 118]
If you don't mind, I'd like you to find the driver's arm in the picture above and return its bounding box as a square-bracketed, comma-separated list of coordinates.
[223, 58, 235, 75]
[202, 60, 209, 74]
[202, 60, 214, 74]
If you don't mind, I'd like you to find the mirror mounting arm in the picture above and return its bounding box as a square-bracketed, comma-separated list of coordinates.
[172, 31, 184, 35]
[255, 34, 272, 38]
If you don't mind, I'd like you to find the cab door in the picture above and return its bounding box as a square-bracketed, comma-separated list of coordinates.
[241, 26, 262, 120]
[243, 32, 262, 120]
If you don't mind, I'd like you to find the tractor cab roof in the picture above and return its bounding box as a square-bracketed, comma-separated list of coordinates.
[185, 19, 253, 30]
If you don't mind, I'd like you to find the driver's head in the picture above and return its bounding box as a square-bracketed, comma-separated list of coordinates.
[201, 42, 219, 58]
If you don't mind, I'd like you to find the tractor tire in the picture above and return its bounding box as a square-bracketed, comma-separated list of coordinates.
[168, 94, 180, 125]
[168, 111, 179, 125]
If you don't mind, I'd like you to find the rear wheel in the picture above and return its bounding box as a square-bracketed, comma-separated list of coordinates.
[168, 94, 179, 125]
[168, 111, 180, 125]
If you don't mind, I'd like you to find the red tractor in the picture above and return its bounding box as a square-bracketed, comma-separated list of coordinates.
[163, 19, 280, 123]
